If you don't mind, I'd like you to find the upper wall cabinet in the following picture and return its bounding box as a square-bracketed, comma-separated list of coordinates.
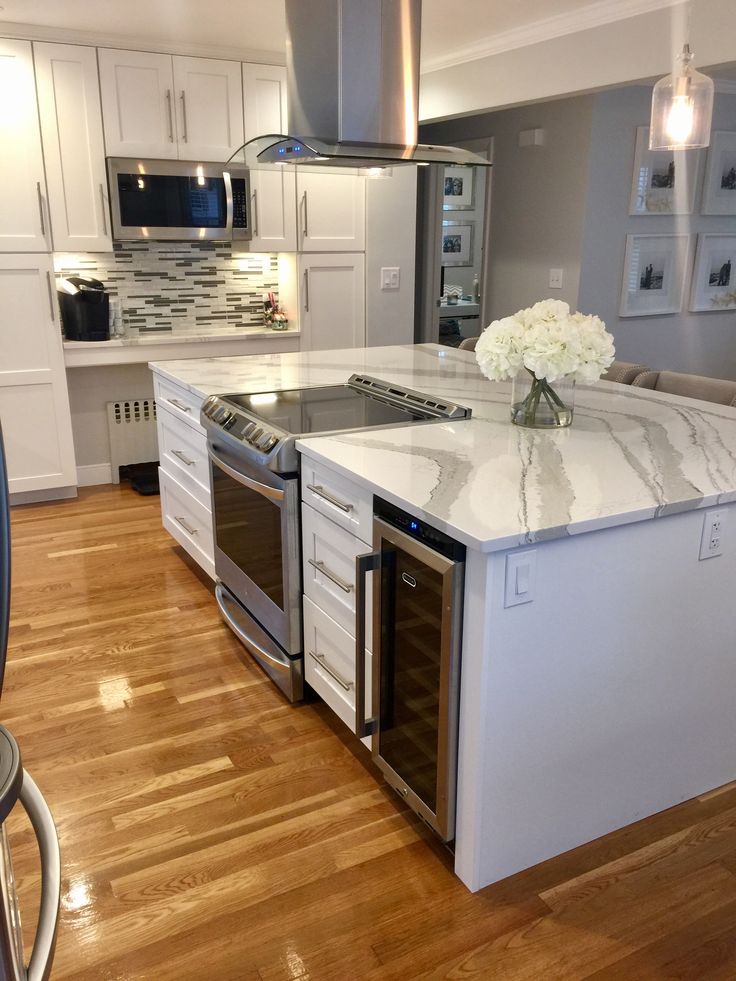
[297, 172, 365, 252]
[242, 63, 296, 252]
[34, 43, 112, 252]
[0, 39, 50, 252]
[99, 49, 244, 162]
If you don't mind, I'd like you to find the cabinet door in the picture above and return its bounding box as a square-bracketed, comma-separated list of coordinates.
[0, 256, 76, 495]
[0, 39, 49, 252]
[34, 43, 112, 252]
[299, 253, 365, 351]
[98, 48, 177, 159]
[297, 172, 365, 252]
[173, 56, 244, 162]
[242, 63, 297, 251]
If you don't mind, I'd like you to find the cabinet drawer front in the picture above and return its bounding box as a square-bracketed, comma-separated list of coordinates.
[301, 457, 372, 545]
[159, 467, 214, 578]
[158, 407, 210, 506]
[153, 375, 204, 431]
[303, 596, 372, 735]
[302, 503, 372, 646]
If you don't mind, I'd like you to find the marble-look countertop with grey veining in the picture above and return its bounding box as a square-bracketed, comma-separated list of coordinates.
[150, 343, 736, 552]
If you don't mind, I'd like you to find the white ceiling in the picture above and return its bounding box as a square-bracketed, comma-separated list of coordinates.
[0, 0, 688, 69]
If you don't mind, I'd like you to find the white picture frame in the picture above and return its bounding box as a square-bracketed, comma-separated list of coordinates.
[628, 126, 700, 215]
[619, 233, 691, 317]
[689, 234, 736, 311]
[702, 131, 736, 215]
[441, 221, 474, 266]
[443, 166, 474, 210]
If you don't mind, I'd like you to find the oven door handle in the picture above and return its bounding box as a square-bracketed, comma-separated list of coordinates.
[355, 550, 380, 739]
[207, 447, 285, 502]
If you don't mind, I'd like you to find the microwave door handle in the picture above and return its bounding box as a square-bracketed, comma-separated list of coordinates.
[355, 551, 380, 738]
[207, 446, 284, 502]
[223, 169, 234, 238]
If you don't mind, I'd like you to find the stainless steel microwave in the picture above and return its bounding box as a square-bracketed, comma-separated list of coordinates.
[106, 158, 251, 243]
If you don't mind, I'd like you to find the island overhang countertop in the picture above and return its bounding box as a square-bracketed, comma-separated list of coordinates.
[149, 343, 736, 552]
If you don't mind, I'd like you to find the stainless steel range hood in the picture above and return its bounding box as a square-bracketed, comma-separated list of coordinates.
[247, 0, 489, 170]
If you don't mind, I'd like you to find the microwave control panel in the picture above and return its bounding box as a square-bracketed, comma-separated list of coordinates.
[231, 178, 248, 229]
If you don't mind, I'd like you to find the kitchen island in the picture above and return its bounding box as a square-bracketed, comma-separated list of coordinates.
[150, 343, 736, 891]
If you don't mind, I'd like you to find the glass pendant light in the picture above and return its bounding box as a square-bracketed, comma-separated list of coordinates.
[649, 43, 714, 150]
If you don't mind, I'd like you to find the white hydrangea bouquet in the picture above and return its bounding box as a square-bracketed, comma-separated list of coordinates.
[475, 299, 615, 428]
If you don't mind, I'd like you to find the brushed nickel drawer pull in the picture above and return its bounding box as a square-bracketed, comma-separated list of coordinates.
[45, 272, 55, 320]
[166, 398, 191, 412]
[308, 650, 353, 691]
[308, 558, 353, 593]
[174, 515, 197, 536]
[99, 183, 108, 235]
[36, 182, 46, 236]
[179, 91, 188, 142]
[171, 449, 195, 466]
[306, 483, 354, 513]
[165, 89, 174, 141]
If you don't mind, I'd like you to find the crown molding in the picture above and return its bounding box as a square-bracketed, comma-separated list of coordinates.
[0, 19, 285, 65]
[420, 0, 687, 74]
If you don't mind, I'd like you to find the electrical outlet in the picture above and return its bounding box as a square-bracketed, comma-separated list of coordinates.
[549, 268, 564, 289]
[699, 508, 725, 560]
[380, 266, 400, 291]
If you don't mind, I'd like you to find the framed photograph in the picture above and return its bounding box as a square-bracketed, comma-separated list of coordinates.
[443, 166, 474, 210]
[689, 234, 736, 311]
[619, 233, 691, 317]
[441, 221, 474, 266]
[702, 131, 736, 215]
[628, 126, 700, 215]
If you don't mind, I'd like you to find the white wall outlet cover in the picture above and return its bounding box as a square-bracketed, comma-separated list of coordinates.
[699, 508, 725, 560]
[549, 268, 564, 289]
[518, 128, 545, 147]
[380, 266, 400, 291]
[504, 549, 537, 608]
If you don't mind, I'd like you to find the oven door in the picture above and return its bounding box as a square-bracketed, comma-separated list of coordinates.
[208, 443, 301, 655]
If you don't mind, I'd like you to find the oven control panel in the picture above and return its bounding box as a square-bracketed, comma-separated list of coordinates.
[201, 396, 280, 454]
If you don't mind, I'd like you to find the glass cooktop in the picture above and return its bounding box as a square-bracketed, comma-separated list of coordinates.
[222, 385, 428, 436]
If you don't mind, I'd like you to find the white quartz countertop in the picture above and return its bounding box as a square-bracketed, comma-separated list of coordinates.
[149, 343, 736, 552]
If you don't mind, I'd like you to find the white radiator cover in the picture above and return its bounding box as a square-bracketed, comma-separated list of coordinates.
[106, 400, 159, 484]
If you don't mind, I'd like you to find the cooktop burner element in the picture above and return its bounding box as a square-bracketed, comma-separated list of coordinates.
[201, 374, 471, 475]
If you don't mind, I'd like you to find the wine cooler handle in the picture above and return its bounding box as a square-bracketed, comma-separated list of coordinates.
[21, 771, 60, 981]
[355, 551, 380, 738]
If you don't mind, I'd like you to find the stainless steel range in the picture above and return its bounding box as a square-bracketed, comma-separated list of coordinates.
[201, 374, 470, 701]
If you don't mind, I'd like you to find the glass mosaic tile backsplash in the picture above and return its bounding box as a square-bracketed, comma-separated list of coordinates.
[54, 242, 279, 334]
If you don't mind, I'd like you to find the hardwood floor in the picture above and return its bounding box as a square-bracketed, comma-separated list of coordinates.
[5, 484, 736, 980]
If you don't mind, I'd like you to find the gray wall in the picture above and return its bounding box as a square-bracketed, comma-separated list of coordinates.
[578, 86, 736, 378]
[422, 96, 594, 323]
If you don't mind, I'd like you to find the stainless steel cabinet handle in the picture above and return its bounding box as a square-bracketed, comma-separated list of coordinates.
[306, 483, 354, 513]
[165, 89, 174, 141]
[303, 269, 309, 312]
[308, 650, 353, 691]
[180, 91, 188, 142]
[36, 182, 46, 236]
[99, 183, 108, 235]
[302, 190, 308, 237]
[174, 515, 197, 536]
[171, 449, 195, 466]
[355, 551, 380, 738]
[45, 272, 55, 320]
[308, 558, 353, 593]
[166, 397, 191, 412]
[251, 189, 258, 237]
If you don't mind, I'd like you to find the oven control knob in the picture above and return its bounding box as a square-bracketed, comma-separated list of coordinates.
[257, 431, 273, 449]
[242, 422, 256, 438]
[250, 428, 263, 444]
[222, 413, 237, 429]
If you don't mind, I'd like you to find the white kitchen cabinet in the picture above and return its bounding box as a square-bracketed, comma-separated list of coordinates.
[297, 171, 365, 252]
[98, 48, 178, 159]
[173, 56, 244, 162]
[34, 42, 112, 252]
[0, 39, 50, 252]
[299, 253, 365, 350]
[242, 63, 296, 252]
[99, 48, 244, 162]
[0, 255, 76, 495]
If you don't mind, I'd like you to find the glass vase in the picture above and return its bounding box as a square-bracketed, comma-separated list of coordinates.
[510, 371, 575, 429]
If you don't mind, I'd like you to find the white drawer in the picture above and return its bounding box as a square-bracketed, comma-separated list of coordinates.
[303, 596, 372, 738]
[301, 456, 373, 546]
[302, 502, 373, 646]
[158, 407, 211, 508]
[159, 467, 215, 578]
[154, 375, 205, 432]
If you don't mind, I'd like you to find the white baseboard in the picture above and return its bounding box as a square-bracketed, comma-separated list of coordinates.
[76, 463, 113, 487]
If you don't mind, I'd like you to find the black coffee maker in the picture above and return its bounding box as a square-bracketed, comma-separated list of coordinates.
[57, 276, 110, 341]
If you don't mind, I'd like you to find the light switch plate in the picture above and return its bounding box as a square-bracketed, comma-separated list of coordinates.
[504, 549, 537, 608]
[381, 266, 400, 291]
